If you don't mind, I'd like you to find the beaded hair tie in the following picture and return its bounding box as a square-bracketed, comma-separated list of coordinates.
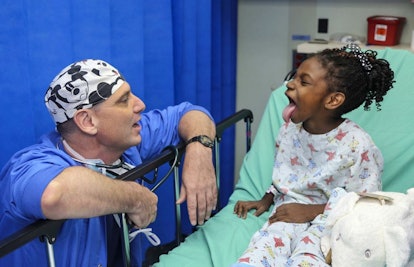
[342, 43, 373, 73]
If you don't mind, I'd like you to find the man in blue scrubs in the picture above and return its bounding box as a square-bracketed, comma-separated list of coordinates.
[0, 59, 217, 266]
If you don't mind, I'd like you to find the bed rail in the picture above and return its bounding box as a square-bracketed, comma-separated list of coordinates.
[0, 109, 254, 266]
[214, 109, 253, 209]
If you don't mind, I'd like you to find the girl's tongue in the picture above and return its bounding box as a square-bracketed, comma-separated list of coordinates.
[282, 103, 296, 122]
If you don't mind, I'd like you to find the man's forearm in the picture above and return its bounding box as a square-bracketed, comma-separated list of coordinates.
[177, 109, 217, 225]
[41, 166, 152, 219]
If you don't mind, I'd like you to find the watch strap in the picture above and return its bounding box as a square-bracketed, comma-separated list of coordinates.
[186, 135, 214, 148]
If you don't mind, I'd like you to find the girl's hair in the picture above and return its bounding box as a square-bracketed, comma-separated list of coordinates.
[312, 44, 395, 115]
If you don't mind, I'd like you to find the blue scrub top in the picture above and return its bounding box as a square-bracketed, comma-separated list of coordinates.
[0, 103, 212, 266]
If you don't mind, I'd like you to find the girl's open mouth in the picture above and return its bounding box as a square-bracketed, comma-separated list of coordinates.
[282, 98, 297, 122]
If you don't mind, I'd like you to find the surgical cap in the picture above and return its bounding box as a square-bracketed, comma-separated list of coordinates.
[45, 59, 125, 124]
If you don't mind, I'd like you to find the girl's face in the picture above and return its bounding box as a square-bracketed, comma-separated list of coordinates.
[285, 57, 335, 132]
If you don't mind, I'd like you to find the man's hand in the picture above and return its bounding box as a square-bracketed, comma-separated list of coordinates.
[269, 203, 325, 224]
[126, 182, 158, 229]
[176, 110, 217, 226]
[176, 143, 217, 226]
[234, 193, 274, 219]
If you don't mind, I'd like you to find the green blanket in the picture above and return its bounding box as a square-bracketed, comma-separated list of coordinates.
[155, 48, 414, 267]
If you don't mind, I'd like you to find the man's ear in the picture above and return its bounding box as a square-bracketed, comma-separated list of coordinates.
[325, 92, 345, 110]
[72, 109, 98, 135]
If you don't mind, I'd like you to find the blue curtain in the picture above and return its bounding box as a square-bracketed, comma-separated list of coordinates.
[0, 0, 237, 264]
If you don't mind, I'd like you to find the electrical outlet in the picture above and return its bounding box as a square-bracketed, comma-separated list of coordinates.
[318, 18, 328, 34]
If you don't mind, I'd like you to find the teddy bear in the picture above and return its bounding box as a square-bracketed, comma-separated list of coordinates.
[320, 188, 414, 267]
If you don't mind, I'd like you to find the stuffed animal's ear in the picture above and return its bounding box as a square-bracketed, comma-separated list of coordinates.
[325, 192, 360, 227]
[384, 226, 410, 267]
[407, 188, 414, 202]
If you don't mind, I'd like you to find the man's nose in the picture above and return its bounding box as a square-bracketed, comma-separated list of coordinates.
[133, 94, 146, 112]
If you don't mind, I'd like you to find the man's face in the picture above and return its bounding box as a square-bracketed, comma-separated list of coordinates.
[91, 82, 145, 152]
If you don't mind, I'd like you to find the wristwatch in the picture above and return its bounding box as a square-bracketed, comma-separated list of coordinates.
[186, 135, 214, 148]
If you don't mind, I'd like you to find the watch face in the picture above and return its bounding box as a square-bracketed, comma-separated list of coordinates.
[187, 135, 214, 148]
[200, 135, 214, 147]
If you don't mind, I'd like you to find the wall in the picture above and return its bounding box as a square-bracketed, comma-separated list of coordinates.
[235, 0, 290, 182]
[235, 0, 414, 182]
[312, 0, 414, 44]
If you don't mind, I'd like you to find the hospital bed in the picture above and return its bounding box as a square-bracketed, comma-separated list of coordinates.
[1, 48, 413, 266]
[154, 47, 414, 266]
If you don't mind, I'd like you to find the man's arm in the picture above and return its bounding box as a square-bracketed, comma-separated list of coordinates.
[41, 166, 158, 228]
[176, 110, 217, 226]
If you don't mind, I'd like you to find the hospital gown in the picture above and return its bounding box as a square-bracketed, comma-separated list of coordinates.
[235, 119, 383, 267]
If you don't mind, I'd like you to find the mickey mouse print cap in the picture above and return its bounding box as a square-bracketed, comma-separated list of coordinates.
[45, 59, 125, 124]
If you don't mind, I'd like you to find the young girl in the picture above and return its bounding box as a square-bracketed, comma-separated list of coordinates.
[232, 43, 395, 267]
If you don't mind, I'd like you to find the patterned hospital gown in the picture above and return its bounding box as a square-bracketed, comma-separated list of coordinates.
[235, 119, 383, 267]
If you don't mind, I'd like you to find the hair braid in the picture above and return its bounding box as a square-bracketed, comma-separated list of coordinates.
[313, 45, 394, 115]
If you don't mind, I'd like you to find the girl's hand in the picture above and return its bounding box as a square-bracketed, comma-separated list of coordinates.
[268, 203, 325, 224]
[234, 193, 274, 219]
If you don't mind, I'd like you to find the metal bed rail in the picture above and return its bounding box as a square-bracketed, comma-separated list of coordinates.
[0, 109, 253, 266]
